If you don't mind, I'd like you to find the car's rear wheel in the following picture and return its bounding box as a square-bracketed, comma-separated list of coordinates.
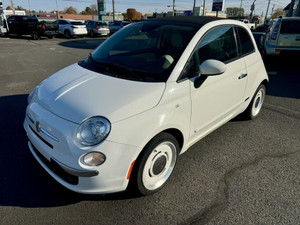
[242, 84, 266, 120]
[132, 133, 179, 195]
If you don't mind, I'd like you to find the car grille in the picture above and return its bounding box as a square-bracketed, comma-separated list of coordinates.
[29, 125, 53, 149]
[30, 142, 79, 185]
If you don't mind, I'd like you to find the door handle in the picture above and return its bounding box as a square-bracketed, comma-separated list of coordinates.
[238, 73, 247, 79]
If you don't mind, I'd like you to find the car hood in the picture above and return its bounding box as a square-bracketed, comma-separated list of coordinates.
[36, 63, 166, 124]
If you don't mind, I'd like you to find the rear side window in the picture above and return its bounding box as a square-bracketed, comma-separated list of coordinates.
[58, 20, 68, 25]
[7, 16, 15, 22]
[280, 20, 300, 34]
[236, 26, 255, 55]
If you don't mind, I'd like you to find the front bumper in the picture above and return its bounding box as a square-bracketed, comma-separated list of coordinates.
[24, 102, 140, 194]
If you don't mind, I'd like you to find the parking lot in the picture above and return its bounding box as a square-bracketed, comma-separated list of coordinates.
[0, 36, 299, 225]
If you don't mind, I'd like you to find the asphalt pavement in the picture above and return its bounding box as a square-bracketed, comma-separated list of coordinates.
[0, 36, 299, 225]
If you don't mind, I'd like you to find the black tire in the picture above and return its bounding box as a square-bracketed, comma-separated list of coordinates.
[241, 84, 266, 120]
[90, 30, 94, 38]
[31, 31, 39, 40]
[48, 35, 55, 39]
[131, 132, 179, 195]
[64, 30, 71, 39]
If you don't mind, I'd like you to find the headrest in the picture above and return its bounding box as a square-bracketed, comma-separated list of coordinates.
[170, 32, 183, 48]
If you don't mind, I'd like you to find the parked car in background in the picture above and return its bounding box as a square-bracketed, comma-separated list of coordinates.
[253, 24, 269, 33]
[240, 19, 256, 29]
[6, 15, 58, 39]
[109, 20, 130, 33]
[85, 20, 110, 37]
[262, 17, 300, 56]
[56, 19, 87, 38]
[24, 17, 268, 196]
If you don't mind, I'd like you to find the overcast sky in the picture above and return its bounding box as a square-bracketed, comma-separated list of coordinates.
[1, 0, 290, 16]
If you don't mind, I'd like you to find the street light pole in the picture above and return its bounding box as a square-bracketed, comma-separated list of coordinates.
[202, 0, 205, 16]
[10, 0, 15, 14]
[55, 0, 59, 19]
[112, 0, 115, 21]
[239, 0, 243, 18]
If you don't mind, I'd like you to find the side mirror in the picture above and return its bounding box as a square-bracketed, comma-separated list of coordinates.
[199, 59, 226, 76]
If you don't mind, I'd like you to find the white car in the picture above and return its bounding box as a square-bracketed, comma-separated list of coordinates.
[263, 17, 300, 56]
[24, 17, 268, 195]
[56, 19, 87, 38]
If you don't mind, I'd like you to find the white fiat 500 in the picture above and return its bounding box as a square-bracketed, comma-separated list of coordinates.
[24, 17, 268, 195]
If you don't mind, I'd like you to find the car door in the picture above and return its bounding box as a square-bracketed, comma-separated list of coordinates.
[188, 25, 248, 139]
[7, 16, 18, 34]
[86, 21, 91, 32]
[57, 20, 66, 34]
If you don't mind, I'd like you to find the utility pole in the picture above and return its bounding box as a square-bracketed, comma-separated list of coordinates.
[264, 0, 271, 24]
[112, 0, 115, 21]
[202, 0, 205, 16]
[250, 0, 256, 22]
[28, 0, 31, 14]
[193, 0, 196, 15]
[239, 0, 243, 18]
[10, 0, 15, 14]
[271, 4, 275, 17]
[172, 0, 175, 16]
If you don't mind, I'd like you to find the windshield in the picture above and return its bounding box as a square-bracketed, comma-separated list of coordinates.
[96, 22, 107, 26]
[79, 21, 200, 82]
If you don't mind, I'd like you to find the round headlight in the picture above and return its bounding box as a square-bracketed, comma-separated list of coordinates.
[76, 117, 110, 146]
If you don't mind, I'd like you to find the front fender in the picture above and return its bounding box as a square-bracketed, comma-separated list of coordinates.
[107, 81, 191, 154]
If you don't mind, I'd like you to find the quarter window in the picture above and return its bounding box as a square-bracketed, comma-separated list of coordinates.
[236, 27, 255, 55]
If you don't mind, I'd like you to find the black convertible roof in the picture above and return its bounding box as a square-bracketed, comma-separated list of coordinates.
[151, 16, 224, 25]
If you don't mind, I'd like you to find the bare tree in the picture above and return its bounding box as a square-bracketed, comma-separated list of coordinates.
[271, 8, 283, 19]
[65, 6, 77, 14]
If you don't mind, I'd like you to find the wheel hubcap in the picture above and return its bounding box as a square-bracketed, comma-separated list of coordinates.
[142, 142, 177, 191]
[151, 154, 167, 176]
[252, 88, 265, 117]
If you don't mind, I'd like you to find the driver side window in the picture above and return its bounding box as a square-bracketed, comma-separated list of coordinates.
[197, 26, 238, 64]
[180, 26, 238, 81]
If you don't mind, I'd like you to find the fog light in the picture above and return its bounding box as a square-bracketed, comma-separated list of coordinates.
[83, 152, 106, 166]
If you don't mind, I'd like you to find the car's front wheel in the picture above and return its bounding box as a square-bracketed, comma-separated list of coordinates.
[133, 133, 179, 195]
[90, 30, 95, 38]
[64, 30, 71, 39]
[31, 31, 39, 40]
